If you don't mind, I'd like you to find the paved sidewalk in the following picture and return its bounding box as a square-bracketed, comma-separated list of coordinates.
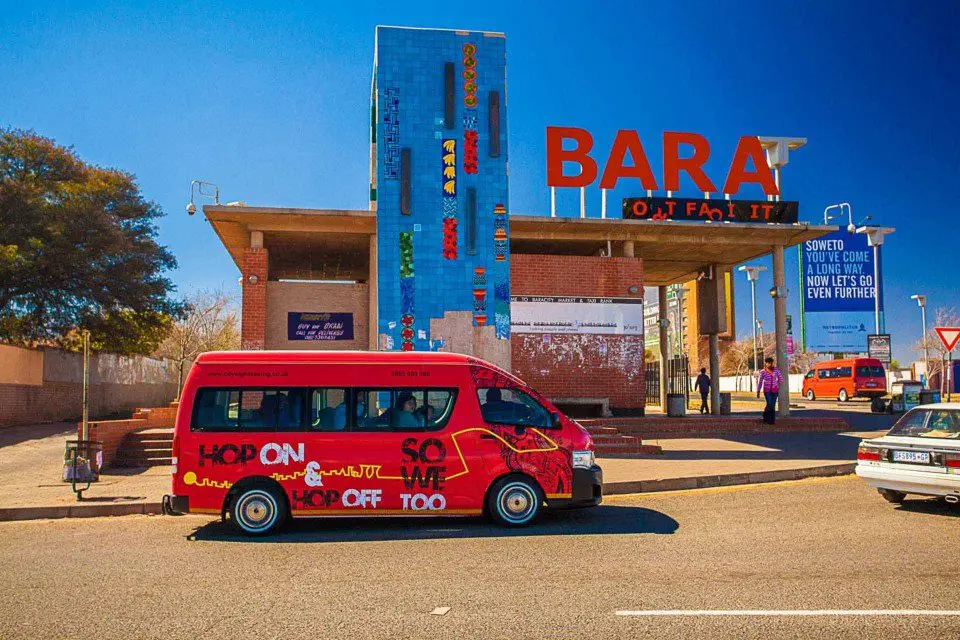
[0, 421, 890, 520]
[599, 429, 887, 494]
[0, 423, 169, 519]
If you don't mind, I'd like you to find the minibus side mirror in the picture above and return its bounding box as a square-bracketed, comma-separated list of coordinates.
[550, 412, 562, 428]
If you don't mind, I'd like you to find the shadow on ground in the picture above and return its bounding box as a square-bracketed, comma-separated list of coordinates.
[186, 504, 678, 543]
[895, 498, 960, 518]
[0, 422, 74, 449]
[641, 431, 879, 463]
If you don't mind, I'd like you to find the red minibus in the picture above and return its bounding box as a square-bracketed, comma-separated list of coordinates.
[801, 357, 887, 402]
[163, 351, 602, 535]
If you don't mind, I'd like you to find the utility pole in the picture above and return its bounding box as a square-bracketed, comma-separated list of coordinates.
[739, 265, 767, 371]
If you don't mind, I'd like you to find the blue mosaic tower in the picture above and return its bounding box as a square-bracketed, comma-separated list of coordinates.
[371, 26, 510, 359]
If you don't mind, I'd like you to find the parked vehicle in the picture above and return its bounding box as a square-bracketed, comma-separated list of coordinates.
[856, 403, 960, 505]
[870, 379, 928, 414]
[163, 351, 602, 535]
[801, 357, 886, 402]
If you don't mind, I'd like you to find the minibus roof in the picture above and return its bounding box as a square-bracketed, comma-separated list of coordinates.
[194, 350, 522, 382]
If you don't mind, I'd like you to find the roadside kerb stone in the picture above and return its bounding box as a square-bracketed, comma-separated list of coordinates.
[603, 463, 857, 495]
[0, 502, 162, 522]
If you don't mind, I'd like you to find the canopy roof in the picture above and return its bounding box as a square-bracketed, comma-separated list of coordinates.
[203, 205, 837, 285]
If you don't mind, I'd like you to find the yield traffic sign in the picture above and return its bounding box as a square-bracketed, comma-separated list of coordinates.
[935, 327, 960, 352]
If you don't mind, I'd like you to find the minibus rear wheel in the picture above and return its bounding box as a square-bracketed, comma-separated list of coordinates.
[487, 475, 544, 527]
[228, 481, 287, 536]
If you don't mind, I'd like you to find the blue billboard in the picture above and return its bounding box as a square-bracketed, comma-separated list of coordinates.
[803, 229, 883, 353]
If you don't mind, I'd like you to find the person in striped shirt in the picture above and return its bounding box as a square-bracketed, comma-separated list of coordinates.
[756, 357, 784, 424]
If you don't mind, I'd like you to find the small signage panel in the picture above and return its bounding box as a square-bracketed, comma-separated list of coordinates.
[287, 312, 354, 341]
[510, 296, 643, 335]
[622, 197, 799, 224]
[867, 334, 891, 365]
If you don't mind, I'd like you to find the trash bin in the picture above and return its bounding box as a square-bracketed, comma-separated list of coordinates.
[667, 393, 686, 417]
[719, 392, 732, 415]
[920, 390, 942, 405]
[63, 439, 103, 483]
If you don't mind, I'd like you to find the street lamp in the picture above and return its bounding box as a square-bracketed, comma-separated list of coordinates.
[739, 265, 767, 371]
[855, 225, 895, 334]
[911, 294, 929, 384]
[758, 137, 807, 202]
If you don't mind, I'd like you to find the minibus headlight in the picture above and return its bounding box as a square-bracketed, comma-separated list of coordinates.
[572, 450, 595, 469]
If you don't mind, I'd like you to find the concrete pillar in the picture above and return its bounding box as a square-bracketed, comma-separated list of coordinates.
[622, 241, 635, 258]
[772, 245, 790, 417]
[368, 234, 378, 350]
[658, 285, 669, 409]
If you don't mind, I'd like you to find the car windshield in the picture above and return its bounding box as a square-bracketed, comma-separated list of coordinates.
[888, 409, 960, 439]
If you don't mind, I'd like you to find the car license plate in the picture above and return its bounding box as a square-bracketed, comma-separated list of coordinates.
[892, 450, 930, 464]
[866, 382, 877, 387]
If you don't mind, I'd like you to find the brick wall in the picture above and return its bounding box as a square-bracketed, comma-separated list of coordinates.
[265, 281, 370, 350]
[0, 346, 178, 428]
[510, 254, 646, 414]
[77, 419, 147, 467]
[242, 247, 268, 350]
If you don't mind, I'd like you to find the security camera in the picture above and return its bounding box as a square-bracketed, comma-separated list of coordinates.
[186, 202, 197, 215]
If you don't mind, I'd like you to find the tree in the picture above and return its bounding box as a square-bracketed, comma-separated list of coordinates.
[914, 306, 960, 394]
[154, 289, 240, 395]
[0, 129, 183, 353]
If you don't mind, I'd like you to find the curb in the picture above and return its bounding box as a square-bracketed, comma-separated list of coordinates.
[602, 463, 857, 495]
[0, 464, 857, 521]
[0, 502, 162, 522]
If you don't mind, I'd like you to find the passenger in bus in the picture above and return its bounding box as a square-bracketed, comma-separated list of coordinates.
[393, 392, 421, 429]
[333, 390, 366, 430]
[415, 403, 436, 427]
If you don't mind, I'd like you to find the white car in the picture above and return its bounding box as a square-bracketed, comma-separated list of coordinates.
[856, 402, 960, 505]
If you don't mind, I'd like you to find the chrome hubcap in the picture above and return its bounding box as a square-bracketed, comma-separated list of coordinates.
[237, 491, 275, 531]
[499, 483, 536, 522]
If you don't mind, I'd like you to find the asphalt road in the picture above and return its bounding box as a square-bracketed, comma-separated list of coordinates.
[1, 477, 958, 639]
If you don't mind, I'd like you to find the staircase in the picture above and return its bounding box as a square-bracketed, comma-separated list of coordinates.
[587, 428, 663, 457]
[113, 428, 174, 467]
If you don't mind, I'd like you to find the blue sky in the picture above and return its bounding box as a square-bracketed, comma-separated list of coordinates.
[2, 0, 958, 363]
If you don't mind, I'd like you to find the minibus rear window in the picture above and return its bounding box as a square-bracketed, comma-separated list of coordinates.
[856, 365, 884, 378]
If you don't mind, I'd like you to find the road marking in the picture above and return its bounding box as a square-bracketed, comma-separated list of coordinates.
[603, 474, 856, 502]
[615, 610, 960, 617]
[430, 607, 451, 616]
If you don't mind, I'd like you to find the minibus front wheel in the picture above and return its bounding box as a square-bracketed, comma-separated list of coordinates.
[227, 479, 288, 536]
[487, 475, 544, 527]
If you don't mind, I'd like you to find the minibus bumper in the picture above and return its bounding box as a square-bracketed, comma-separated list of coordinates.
[553, 464, 603, 509]
[162, 494, 190, 515]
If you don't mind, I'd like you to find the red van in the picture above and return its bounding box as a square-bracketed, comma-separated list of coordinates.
[802, 357, 887, 402]
[163, 351, 601, 535]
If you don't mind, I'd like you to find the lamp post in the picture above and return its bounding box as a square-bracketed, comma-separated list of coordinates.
[855, 226, 895, 334]
[911, 294, 929, 385]
[739, 265, 767, 371]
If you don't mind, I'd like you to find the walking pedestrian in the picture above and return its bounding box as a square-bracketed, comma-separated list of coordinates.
[694, 367, 711, 414]
[756, 357, 784, 424]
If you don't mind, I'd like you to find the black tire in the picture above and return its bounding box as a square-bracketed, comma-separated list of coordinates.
[806, 389, 815, 401]
[487, 475, 544, 527]
[878, 488, 906, 504]
[229, 483, 287, 536]
[838, 389, 849, 402]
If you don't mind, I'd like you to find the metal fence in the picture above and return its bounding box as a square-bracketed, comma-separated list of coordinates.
[645, 356, 690, 405]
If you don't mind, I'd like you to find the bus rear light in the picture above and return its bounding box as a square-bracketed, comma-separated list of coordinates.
[857, 445, 880, 462]
[172, 435, 180, 474]
[946, 455, 960, 469]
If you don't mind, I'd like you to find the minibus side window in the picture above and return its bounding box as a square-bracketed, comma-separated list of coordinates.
[309, 388, 349, 431]
[837, 366, 852, 378]
[353, 388, 456, 431]
[476, 388, 552, 428]
[192, 388, 307, 432]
